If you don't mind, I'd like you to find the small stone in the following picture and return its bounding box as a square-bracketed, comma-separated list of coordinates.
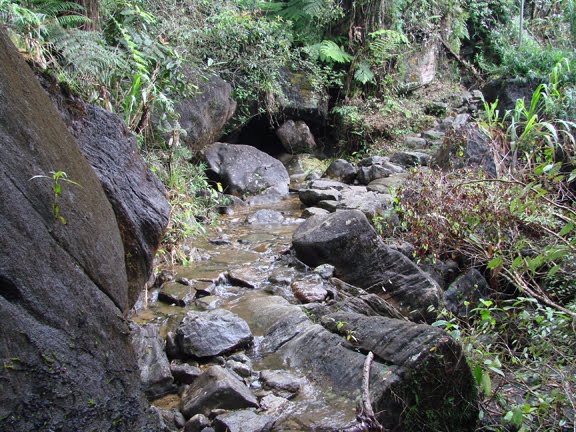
[323, 159, 357, 183]
[299, 188, 341, 206]
[260, 369, 304, 396]
[227, 359, 252, 378]
[300, 207, 330, 219]
[291, 279, 328, 303]
[158, 281, 197, 307]
[227, 268, 263, 289]
[307, 179, 347, 190]
[184, 414, 211, 432]
[180, 366, 258, 418]
[246, 209, 285, 225]
[195, 295, 223, 311]
[213, 410, 274, 432]
[170, 361, 202, 385]
[403, 136, 427, 148]
[390, 151, 430, 167]
[176, 309, 253, 359]
[313, 264, 335, 279]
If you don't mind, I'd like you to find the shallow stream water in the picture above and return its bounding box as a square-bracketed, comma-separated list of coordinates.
[133, 195, 358, 430]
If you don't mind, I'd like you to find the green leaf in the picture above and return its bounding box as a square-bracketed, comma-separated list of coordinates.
[318, 40, 352, 64]
[559, 222, 574, 236]
[487, 256, 503, 270]
[480, 371, 491, 395]
[353, 61, 374, 85]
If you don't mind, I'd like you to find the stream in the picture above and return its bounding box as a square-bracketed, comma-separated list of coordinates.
[133, 194, 359, 430]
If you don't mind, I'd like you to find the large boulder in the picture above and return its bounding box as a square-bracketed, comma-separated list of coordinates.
[276, 120, 317, 154]
[48, 92, 170, 307]
[177, 73, 237, 151]
[433, 124, 498, 177]
[482, 78, 540, 111]
[292, 210, 442, 321]
[237, 295, 478, 432]
[0, 32, 152, 431]
[203, 143, 290, 204]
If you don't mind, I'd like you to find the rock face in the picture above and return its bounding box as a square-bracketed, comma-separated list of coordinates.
[50, 95, 170, 307]
[176, 309, 253, 358]
[204, 143, 290, 204]
[276, 120, 317, 154]
[177, 73, 237, 151]
[401, 41, 439, 86]
[292, 210, 442, 321]
[0, 32, 152, 431]
[433, 124, 498, 177]
[482, 78, 539, 111]
[238, 295, 478, 431]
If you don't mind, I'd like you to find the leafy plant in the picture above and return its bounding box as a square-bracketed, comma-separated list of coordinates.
[30, 170, 82, 225]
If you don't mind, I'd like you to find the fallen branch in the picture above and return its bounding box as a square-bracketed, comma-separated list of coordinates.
[439, 37, 484, 83]
[340, 352, 386, 432]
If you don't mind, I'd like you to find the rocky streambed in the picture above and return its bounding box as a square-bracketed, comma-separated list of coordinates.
[132, 192, 479, 432]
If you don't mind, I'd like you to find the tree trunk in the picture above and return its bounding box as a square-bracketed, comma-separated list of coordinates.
[75, 0, 99, 30]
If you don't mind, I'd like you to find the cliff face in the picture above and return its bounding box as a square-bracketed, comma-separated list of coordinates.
[0, 31, 155, 431]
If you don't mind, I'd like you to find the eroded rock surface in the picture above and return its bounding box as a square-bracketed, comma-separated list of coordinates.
[292, 210, 442, 321]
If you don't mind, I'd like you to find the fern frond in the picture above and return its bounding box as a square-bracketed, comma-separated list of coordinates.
[368, 29, 409, 61]
[319, 39, 352, 63]
[354, 61, 375, 85]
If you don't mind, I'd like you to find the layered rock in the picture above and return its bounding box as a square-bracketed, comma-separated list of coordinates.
[48, 93, 170, 306]
[292, 210, 442, 321]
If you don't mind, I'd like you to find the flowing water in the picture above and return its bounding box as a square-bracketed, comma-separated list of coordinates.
[133, 194, 358, 430]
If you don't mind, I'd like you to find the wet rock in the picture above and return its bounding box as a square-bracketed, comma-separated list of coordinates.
[170, 361, 202, 385]
[176, 309, 253, 358]
[390, 151, 430, 167]
[317, 200, 339, 212]
[176, 73, 236, 151]
[246, 209, 285, 225]
[314, 264, 335, 279]
[301, 207, 330, 219]
[195, 295, 223, 311]
[180, 366, 258, 418]
[323, 159, 357, 183]
[298, 188, 341, 206]
[268, 268, 298, 285]
[445, 269, 490, 316]
[276, 120, 317, 154]
[184, 414, 211, 432]
[291, 279, 328, 303]
[403, 136, 427, 148]
[130, 323, 175, 400]
[227, 268, 263, 289]
[260, 370, 304, 396]
[307, 179, 348, 191]
[292, 210, 442, 321]
[259, 394, 291, 417]
[357, 164, 392, 185]
[203, 143, 290, 205]
[152, 408, 186, 432]
[227, 359, 252, 378]
[213, 410, 274, 432]
[158, 281, 197, 307]
[218, 195, 248, 215]
[238, 295, 477, 431]
[229, 352, 252, 364]
[0, 36, 154, 429]
[433, 124, 498, 177]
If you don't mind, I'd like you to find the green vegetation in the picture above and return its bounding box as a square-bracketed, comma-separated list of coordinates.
[3, 2, 576, 427]
[29, 170, 82, 225]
